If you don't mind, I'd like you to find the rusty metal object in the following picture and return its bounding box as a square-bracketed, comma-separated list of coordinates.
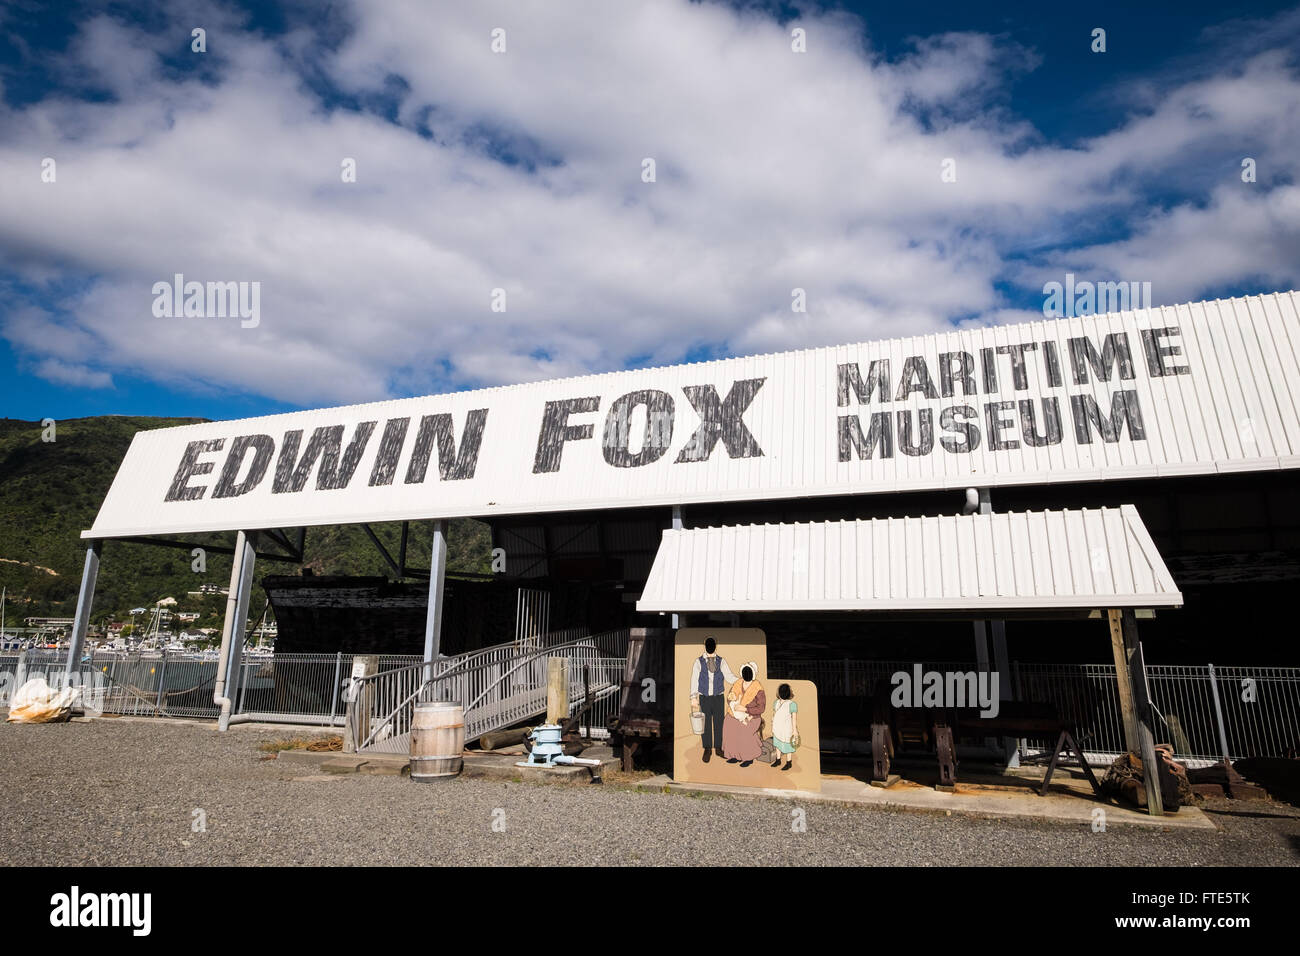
[869, 680, 896, 782]
[609, 628, 673, 771]
[934, 719, 957, 790]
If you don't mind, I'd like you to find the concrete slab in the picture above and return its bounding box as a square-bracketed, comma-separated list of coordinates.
[460, 744, 619, 784]
[358, 761, 407, 777]
[320, 758, 367, 774]
[636, 773, 1218, 831]
[275, 749, 409, 775]
[273, 744, 620, 784]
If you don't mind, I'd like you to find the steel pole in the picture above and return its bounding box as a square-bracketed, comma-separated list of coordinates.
[214, 531, 257, 730]
[1207, 662, 1232, 764]
[329, 651, 342, 725]
[424, 520, 448, 681]
[64, 542, 102, 682]
[155, 651, 168, 712]
[670, 505, 683, 630]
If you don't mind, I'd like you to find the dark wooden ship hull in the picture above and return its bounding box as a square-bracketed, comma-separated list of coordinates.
[262, 574, 518, 656]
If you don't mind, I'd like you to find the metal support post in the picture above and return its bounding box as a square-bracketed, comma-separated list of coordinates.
[329, 651, 343, 725]
[670, 505, 683, 630]
[215, 531, 258, 731]
[424, 520, 448, 681]
[155, 652, 168, 712]
[64, 541, 102, 682]
[1207, 662, 1232, 764]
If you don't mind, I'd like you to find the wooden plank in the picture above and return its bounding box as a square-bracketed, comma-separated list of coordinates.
[343, 654, 378, 753]
[1107, 609, 1140, 753]
[546, 657, 569, 724]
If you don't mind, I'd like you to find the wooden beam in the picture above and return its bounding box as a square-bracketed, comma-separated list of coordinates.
[1107, 613, 1138, 754]
[1107, 609, 1140, 753]
[1120, 610, 1165, 816]
[546, 657, 569, 724]
[1108, 609, 1165, 816]
[343, 654, 378, 753]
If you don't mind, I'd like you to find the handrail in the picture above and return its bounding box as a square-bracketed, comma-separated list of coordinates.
[460, 642, 597, 713]
[352, 638, 604, 751]
[359, 634, 596, 686]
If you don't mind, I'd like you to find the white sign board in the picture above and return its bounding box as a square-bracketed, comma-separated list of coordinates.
[86, 293, 1300, 539]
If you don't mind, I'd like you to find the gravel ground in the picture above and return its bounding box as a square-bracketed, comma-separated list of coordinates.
[2, 717, 1298, 867]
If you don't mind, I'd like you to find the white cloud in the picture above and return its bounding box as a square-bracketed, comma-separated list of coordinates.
[0, 0, 1296, 407]
[28, 357, 114, 389]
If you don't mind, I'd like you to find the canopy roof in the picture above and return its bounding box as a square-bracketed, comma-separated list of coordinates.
[636, 505, 1182, 613]
[85, 291, 1299, 539]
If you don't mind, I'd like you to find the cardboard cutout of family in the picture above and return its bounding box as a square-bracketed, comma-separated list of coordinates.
[673, 628, 820, 792]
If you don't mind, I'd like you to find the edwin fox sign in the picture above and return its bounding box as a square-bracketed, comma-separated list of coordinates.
[87, 294, 1300, 539]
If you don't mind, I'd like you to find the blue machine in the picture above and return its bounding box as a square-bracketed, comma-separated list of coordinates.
[517, 724, 604, 779]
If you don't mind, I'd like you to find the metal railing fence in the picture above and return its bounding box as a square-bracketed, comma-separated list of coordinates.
[4, 649, 1293, 766]
[769, 658, 1300, 766]
[0, 649, 422, 724]
[571, 657, 626, 739]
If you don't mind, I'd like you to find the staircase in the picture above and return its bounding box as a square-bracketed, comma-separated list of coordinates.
[349, 635, 622, 754]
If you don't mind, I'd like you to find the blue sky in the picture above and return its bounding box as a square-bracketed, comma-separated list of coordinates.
[2, 0, 1298, 422]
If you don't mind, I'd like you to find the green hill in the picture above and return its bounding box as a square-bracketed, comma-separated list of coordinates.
[0, 416, 492, 627]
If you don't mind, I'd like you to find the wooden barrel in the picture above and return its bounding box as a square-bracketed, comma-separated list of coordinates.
[410, 701, 465, 782]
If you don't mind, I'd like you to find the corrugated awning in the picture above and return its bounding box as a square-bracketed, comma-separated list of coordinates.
[636, 505, 1181, 613]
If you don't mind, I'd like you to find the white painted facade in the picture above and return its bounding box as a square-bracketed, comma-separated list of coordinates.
[86, 292, 1300, 539]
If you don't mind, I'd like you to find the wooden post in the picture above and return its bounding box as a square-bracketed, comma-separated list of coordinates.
[343, 654, 379, 753]
[1107, 609, 1140, 754]
[546, 657, 569, 724]
[1108, 609, 1164, 816]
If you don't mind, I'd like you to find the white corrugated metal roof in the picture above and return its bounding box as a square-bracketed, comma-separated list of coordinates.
[636, 505, 1182, 612]
[87, 291, 1300, 538]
